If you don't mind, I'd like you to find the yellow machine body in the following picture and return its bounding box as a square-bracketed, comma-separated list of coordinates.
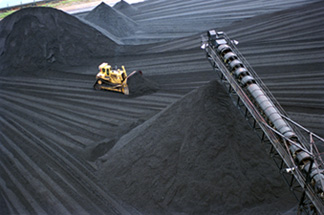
[94, 62, 129, 95]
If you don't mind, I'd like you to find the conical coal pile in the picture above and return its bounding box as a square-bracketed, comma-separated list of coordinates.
[85, 2, 137, 38]
[113, 0, 138, 16]
[98, 80, 295, 214]
[0, 7, 118, 75]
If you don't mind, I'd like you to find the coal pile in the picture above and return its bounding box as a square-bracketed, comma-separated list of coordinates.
[113, 0, 138, 17]
[98, 80, 295, 214]
[127, 71, 159, 96]
[84, 2, 137, 38]
[0, 0, 322, 214]
[0, 7, 118, 75]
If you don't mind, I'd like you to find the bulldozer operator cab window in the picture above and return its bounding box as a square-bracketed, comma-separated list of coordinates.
[102, 68, 108, 76]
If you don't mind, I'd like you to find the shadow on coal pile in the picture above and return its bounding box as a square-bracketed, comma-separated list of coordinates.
[97, 80, 296, 214]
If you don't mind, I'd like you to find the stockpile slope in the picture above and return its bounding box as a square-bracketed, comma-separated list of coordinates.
[0, 70, 216, 215]
[131, 0, 314, 35]
[0, 7, 118, 75]
[98, 80, 295, 214]
[84, 2, 137, 38]
[141, 0, 324, 136]
[224, 0, 324, 136]
[112, 0, 314, 44]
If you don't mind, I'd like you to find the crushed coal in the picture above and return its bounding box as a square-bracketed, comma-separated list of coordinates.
[113, 0, 139, 16]
[0, 0, 322, 214]
[127, 71, 159, 96]
[85, 119, 145, 162]
[0, 7, 118, 75]
[84, 2, 137, 38]
[98, 80, 295, 214]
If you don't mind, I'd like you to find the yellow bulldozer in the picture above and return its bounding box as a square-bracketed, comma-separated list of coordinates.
[93, 62, 137, 95]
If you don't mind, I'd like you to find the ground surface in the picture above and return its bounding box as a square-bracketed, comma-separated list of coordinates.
[0, 0, 323, 214]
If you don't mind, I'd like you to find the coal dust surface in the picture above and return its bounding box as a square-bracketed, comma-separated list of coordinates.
[113, 0, 138, 16]
[127, 71, 159, 96]
[98, 80, 296, 214]
[0, 0, 323, 214]
[84, 2, 137, 37]
[0, 7, 118, 75]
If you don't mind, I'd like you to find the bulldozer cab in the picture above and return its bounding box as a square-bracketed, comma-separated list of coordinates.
[98, 63, 112, 77]
[97, 63, 127, 84]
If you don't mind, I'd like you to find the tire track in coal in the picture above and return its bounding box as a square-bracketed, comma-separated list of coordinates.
[1, 97, 89, 149]
[0, 75, 195, 150]
[0, 71, 214, 214]
[134, 0, 309, 21]
[0, 79, 147, 214]
[0, 90, 109, 143]
[0, 113, 132, 214]
[0, 88, 121, 128]
[0, 88, 178, 146]
[0, 77, 174, 113]
[0, 129, 84, 215]
[132, 0, 313, 37]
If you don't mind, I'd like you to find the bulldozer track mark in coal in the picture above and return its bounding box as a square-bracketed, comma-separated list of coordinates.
[0, 131, 86, 215]
[0, 115, 126, 214]
[0, 71, 212, 214]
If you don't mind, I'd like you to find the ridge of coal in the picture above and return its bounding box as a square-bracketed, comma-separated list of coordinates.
[84, 2, 137, 38]
[98, 80, 295, 214]
[113, 0, 138, 16]
[0, 7, 118, 76]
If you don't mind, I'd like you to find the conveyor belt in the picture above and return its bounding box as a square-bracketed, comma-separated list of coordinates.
[202, 31, 324, 215]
